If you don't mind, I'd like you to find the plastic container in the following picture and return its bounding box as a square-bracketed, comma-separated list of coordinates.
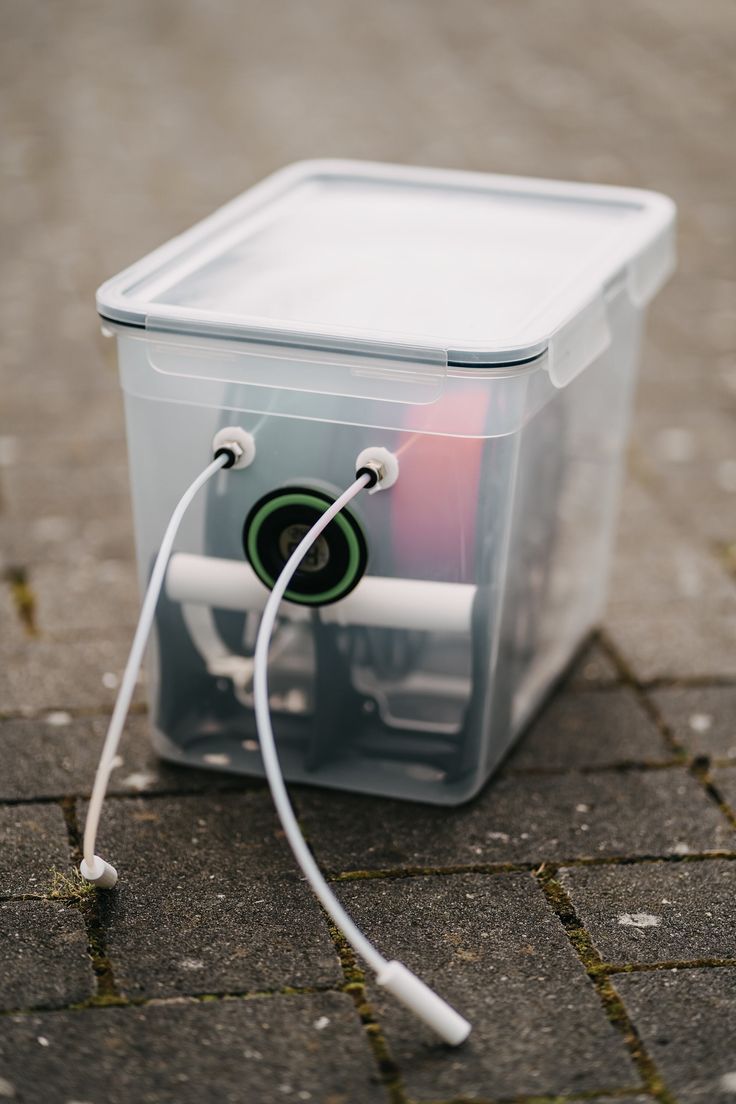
[97, 160, 675, 804]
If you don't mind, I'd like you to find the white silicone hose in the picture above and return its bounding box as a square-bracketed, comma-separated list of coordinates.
[252, 473, 471, 1046]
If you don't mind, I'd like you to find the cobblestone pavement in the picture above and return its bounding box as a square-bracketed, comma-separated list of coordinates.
[1, 1, 735, 1101]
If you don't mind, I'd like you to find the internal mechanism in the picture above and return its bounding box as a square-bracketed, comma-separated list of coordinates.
[243, 486, 368, 606]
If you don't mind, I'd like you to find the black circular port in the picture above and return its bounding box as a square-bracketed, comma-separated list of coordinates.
[243, 487, 368, 606]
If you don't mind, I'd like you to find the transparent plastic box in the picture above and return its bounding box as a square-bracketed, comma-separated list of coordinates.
[97, 160, 675, 804]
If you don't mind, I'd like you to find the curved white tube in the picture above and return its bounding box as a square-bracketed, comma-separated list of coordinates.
[252, 473, 471, 1046]
[81, 453, 229, 881]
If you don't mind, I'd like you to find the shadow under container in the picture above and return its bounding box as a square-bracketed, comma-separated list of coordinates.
[97, 160, 675, 805]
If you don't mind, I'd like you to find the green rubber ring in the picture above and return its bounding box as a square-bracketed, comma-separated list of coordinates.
[246, 491, 363, 605]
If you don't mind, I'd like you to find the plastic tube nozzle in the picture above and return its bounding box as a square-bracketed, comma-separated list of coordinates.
[376, 960, 471, 1046]
[80, 855, 118, 889]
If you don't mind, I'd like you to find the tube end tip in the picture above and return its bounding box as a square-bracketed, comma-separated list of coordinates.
[377, 960, 471, 1046]
[80, 856, 118, 889]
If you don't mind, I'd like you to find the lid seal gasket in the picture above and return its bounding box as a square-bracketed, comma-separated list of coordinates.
[98, 311, 547, 372]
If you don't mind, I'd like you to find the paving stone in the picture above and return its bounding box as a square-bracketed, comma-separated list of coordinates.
[564, 639, 621, 689]
[1, 425, 129, 470]
[0, 805, 71, 896]
[0, 899, 94, 1010]
[0, 714, 152, 801]
[1, 511, 136, 570]
[614, 969, 736, 1104]
[0, 633, 145, 715]
[560, 860, 736, 963]
[582, 1098, 649, 1104]
[0, 372, 125, 444]
[507, 688, 670, 772]
[650, 463, 736, 550]
[337, 873, 637, 1099]
[609, 482, 735, 608]
[650, 685, 736, 760]
[712, 766, 736, 814]
[3, 458, 132, 525]
[633, 396, 736, 549]
[91, 793, 341, 998]
[0, 713, 256, 801]
[604, 482, 736, 681]
[604, 603, 736, 682]
[0, 992, 382, 1104]
[31, 558, 139, 637]
[0, 582, 27, 651]
[298, 768, 733, 872]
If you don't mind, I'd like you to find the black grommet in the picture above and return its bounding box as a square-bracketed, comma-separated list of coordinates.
[214, 447, 236, 469]
[356, 465, 379, 488]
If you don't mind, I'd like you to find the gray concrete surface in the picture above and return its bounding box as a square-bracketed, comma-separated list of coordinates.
[560, 860, 736, 963]
[614, 970, 736, 1104]
[0, 900, 94, 1011]
[1, 1, 735, 1101]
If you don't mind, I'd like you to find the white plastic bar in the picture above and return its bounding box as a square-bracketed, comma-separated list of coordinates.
[166, 553, 475, 634]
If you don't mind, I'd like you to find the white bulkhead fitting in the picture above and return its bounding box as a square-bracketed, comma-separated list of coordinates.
[355, 446, 399, 493]
[212, 426, 257, 470]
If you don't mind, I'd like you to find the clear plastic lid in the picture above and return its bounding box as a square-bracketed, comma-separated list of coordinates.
[98, 160, 675, 368]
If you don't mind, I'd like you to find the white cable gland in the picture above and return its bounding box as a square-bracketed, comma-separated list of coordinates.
[212, 427, 257, 470]
[355, 446, 399, 493]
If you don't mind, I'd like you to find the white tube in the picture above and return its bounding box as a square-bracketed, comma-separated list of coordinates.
[252, 473, 471, 1046]
[81, 453, 229, 884]
[166, 553, 475, 633]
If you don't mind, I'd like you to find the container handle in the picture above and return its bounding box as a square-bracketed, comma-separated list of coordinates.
[144, 313, 448, 406]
